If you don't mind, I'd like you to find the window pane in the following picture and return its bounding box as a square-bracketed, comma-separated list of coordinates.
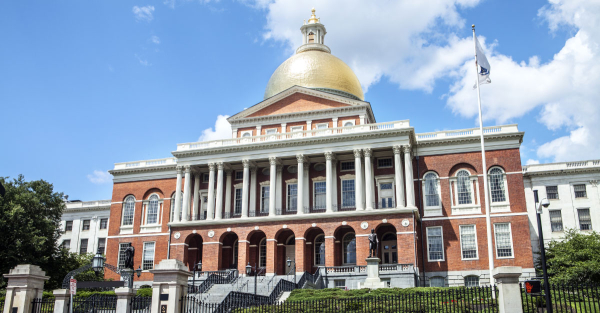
[464, 276, 479, 287]
[62, 240, 70, 250]
[143, 242, 155, 270]
[315, 182, 326, 209]
[549, 210, 563, 232]
[578, 209, 592, 230]
[287, 184, 298, 211]
[259, 240, 266, 267]
[118, 243, 131, 269]
[460, 225, 477, 259]
[343, 234, 356, 264]
[123, 197, 135, 226]
[100, 219, 108, 229]
[428, 227, 443, 261]
[97, 238, 106, 254]
[430, 277, 445, 287]
[82, 220, 90, 231]
[489, 168, 507, 203]
[342, 180, 355, 208]
[65, 221, 73, 231]
[341, 161, 355, 171]
[424, 173, 440, 207]
[378, 158, 392, 168]
[80, 239, 88, 255]
[261, 186, 270, 213]
[494, 223, 513, 257]
[574, 184, 587, 198]
[234, 189, 242, 215]
[315, 236, 325, 265]
[546, 186, 559, 200]
[457, 171, 473, 205]
[235, 171, 243, 180]
[147, 195, 159, 224]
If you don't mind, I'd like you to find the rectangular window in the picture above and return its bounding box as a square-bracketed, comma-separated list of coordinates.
[261, 186, 270, 213]
[97, 238, 106, 254]
[377, 158, 393, 168]
[99, 218, 108, 230]
[290, 126, 303, 132]
[379, 183, 394, 208]
[459, 225, 478, 260]
[265, 128, 277, 135]
[234, 188, 242, 215]
[316, 123, 328, 129]
[65, 221, 73, 232]
[574, 184, 587, 198]
[430, 277, 445, 287]
[427, 227, 444, 261]
[334, 280, 346, 289]
[80, 239, 88, 255]
[202, 173, 209, 183]
[464, 276, 480, 287]
[62, 240, 70, 250]
[118, 243, 131, 269]
[549, 210, 563, 232]
[340, 161, 355, 171]
[235, 171, 243, 180]
[82, 220, 91, 231]
[546, 186, 559, 200]
[142, 242, 155, 270]
[578, 208, 592, 230]
[287, 184, 297, 212]
[494, 223, 513, 258]
[314, 181, 326, 209]
[341, 180, 356, 208]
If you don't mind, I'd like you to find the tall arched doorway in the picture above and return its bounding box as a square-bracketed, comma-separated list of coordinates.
[220, 232, 239, 270]
[275, 229, 295, 275]
[185, 234, 203, 271]
[304, 227, 325, 273]
[246, 230, 267, 274]
[376, 224, 398, 264]
[334, 225, 356, 266]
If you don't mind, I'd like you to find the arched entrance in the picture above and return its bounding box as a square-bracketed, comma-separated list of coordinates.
[185, 234, 203, 271]
[376, 224, 398, 264]
[304, 227, 325, 273]
[220, 232, 239, 270]
[334, 226, 356, 266]
[246, 230, 267, 273]
[275, 229, 295, 275]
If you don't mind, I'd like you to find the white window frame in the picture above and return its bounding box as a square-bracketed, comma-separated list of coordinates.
[142, 241, 156, 270]
[235, 171, 243, 181]
[377, 158, 393, 169]
[290, 126, 303, 132]
[80, 239, 88, 255]
[97, 238, 106, 254]
[260, 184, 270, 213]
[342, 120, 355, 127]
[233, 187, 243, 215]
[422, 172, 442, 217]
[549, 210, 564, 232]
[573, 183, 588, 199]
[202, 173, 209, 182]
[341, 177, 356, 209]
[376, 176, 395, 209]
[240, 130, 253, 138]
[493, 223, 515, 259]
[315, 123, 328, 129]
[286, 182, 298, 212]
[121, 196, 136, 233]
[577, 208, 592, 231]
[99, 218, 108, 230]
[449, 169, 481, 215]
[265, 128, 278, 135]
[426, 226, 445, 262]
[464, 276, 480, 287]
[313, 180, 327, 210]
[143, 194, 162, 226]
[81, 219, 91, 231]
[340, 161, 355, 172]
[459, 225, 479, 260]
[488, 166, 510, 212]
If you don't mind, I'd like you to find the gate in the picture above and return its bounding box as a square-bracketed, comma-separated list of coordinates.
[31, 298, 54, 313]
[521, 283, 600, 312]
[72, 294, 117, 313]
[130, 296, 152, 313]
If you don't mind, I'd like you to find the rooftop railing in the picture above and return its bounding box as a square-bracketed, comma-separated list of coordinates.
[523, 158, 600, 173]
[114, 157, 176, 170]
[416, 124, 519, 141]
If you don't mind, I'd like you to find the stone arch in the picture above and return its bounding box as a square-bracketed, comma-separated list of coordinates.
[274, 228, 295, 275]
[246, 230, 267, 273]
[375, 223, 398, 264]
[449, 163, 478, 177]
[184, 233, 203, 271]
[333, 225, 356, 266]
[143, 188, 164, 200]
[304, 227, 325, 273]
[220, 231, 239, 270]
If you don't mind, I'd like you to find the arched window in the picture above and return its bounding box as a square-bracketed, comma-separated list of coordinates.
[464, 275, 480, 287]
[343, 121, 354, 127]
[456, 170, 473, 205]
[147, 195, 159, 224]
[242, 132, 251, 137]
[342, 233, 356, 265]
[259, 238, 267, 268]
[314, 235, 325, 265]
[423, 172, 441, 207]
[489, 167, 507, 203]
[122, 196, 135, 226]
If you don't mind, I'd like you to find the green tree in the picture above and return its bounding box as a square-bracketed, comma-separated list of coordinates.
[541, 229, 600, 284]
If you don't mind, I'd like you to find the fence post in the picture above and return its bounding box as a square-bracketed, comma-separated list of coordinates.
[2, 264, 49, 313]
[52, 290, 69, 313]
[493, 266, 523, 313]
[149, 259, 191, 313]
[115, 287, 135, 313]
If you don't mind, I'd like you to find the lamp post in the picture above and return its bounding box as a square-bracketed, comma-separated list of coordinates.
[286, 257, 296, 286]
[191, 261, 202, 293]
[92, 248, 105, 273]
[534, 190, 553, 313]
[245, 262, 257, 296]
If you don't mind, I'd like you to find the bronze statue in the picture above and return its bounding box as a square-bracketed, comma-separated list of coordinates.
[368, 229, 378, 258]
[124, 243, 135, 269]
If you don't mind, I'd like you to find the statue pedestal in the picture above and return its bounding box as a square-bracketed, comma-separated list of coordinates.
[121, 269, 134, 289]
[357, 257, 386, 289]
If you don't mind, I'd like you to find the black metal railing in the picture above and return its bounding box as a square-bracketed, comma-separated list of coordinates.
[189, 270, 238, 293]
[72, 295, 117, 313]
[305, 206, 326, 214]
[521, 283, 600, 313]
[276, 208, 297, 215]
[130, 295, 152, 313]
[31, 298, 54, 313]
[338, 206, 356, 212]
[248, 211, 269, 217]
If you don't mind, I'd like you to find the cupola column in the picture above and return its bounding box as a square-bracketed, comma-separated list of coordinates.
[206, 163, 216, 220]
[354, 149, 364, 210]
[403, 145, 416, 208]
[325, 152, 335, 213]
[269, 157, 278, 216]
[182, 165, 191, 221]
[241, 160, 250, 218]
[364, 148, 375, 210]
[393, 145, 406, 208]
[296, 155, 305, 215]
[174, 166, 183, 221]
[214, 162, 224, 220]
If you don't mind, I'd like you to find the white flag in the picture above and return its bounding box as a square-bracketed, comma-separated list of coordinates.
[474, 36, 491, 88]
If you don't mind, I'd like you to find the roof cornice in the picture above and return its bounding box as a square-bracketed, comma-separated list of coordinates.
[109, 164, 177, 177]
[416, 132, 524, 148]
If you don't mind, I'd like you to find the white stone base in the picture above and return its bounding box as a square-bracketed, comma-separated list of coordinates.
[358, 257, 387, 289]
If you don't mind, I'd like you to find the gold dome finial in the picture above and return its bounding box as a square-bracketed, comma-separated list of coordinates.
[308, 7, 319, 24]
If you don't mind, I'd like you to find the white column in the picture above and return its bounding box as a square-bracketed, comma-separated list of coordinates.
[304, 161, 310, 211]
[249, 167, 257, 214]
[359, 115, 366, 125]
[174, 166, 183, 221]
[269, 157, 277, 216]
[307, 120, 312, 131]
[232, 128, 238, 138]
[206, 163, 216, 220]
[182, 165, 192, 221]
[214, 162, 224, 220]
[332, 117, 338, 128]
[192, 173, 200, 220]
[276, 165, 283, 211]
[225, 170, 232, 218]
[364, 148, 375, 210]
[296, 155, 305, 215]
[256, 126, 262, 136]
[354, 149, 364, 210]
[332, 159, 338, 211]
[325, 152, 335, 213]
[393, 145, 406, 208]
[403, 145, 416, 208]
[241, 160, 250, 218]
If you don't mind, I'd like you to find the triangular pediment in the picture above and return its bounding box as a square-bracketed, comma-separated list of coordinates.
[228, 86, 369, 122]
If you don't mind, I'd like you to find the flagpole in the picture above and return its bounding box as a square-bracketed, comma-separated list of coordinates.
[472, 24, 495, 287]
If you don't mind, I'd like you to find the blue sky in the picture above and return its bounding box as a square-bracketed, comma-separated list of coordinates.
[1, 0, 597, 201]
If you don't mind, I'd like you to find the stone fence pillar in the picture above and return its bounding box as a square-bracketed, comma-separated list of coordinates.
[3, 265, 49, 313]
[52, 290, 69, 313]
[115, 287, 135, 313]
[149, 260, 191, 313]
[493, 266, 523, 313]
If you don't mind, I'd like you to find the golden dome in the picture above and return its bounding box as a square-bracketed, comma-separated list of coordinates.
[264, 49, 364, 100]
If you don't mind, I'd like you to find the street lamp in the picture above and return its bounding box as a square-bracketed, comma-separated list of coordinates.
[534, 190, 553, 313]
[245, 262, 257, 295]
[286, 257, 296, 286]
[135, 266, 142, 278]
[191, 261, 202, 293]
[92, 248, 105, 272]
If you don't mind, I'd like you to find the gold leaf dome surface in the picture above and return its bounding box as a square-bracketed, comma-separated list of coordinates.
[264, 49, 364, 101]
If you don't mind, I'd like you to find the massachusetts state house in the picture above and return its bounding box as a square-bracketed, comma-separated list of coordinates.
[106, 9, 534, 289]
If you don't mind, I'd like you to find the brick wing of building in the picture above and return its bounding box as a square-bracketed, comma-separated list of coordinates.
[106, 9, 534, 288]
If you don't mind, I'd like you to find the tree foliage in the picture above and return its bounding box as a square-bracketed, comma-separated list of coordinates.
[541, 229, 600, 284]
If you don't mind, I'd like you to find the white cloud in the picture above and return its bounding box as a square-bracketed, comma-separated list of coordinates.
[199, 115, 232, 141]
[150, 35, 161, 44]
[133, 5, 155, 22]
[526, 159, 540, 165]
[135, 54, 150, 66]
[87, 170, 112, 184]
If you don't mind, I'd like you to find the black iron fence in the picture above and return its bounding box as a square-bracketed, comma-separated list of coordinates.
[72, 294, 117, 313]
[130, 295, 152, 313]
[521, 283, 600, 312]
[31, 298, 54, 313]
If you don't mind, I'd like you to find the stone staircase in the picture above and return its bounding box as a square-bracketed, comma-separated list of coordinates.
[189, 274, 298, 304]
